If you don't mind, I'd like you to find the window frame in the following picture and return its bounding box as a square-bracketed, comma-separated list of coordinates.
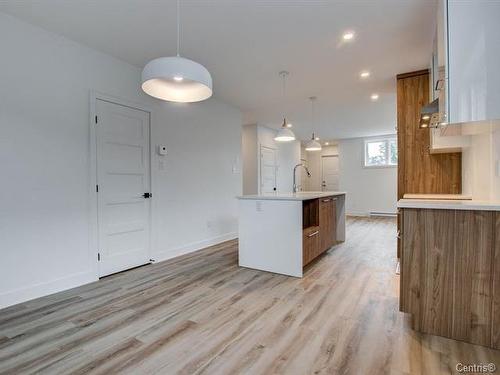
[363, 137, 398, 169]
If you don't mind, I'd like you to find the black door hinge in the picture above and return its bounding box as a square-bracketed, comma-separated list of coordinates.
[98, 253, 100, 261]
[95, 115, 98, 124]
[96, 184, 99, 193]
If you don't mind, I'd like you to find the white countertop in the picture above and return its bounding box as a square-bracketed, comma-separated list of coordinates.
[403, 193, 472, 200]
[397, 198, 500, 211]
[237, 191, 346, 201]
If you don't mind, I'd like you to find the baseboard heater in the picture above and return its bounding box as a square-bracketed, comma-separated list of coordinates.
[370, 211, 397, 217]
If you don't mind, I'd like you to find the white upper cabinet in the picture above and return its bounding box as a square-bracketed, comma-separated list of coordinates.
[447, 0, 500, 124]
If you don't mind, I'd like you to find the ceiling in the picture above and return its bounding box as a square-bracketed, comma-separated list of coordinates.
[0, 0, 436, 140]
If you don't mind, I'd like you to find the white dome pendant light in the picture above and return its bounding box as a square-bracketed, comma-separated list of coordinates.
[141, 0, 213, 103]
[305, 96, 322, 151]
[274, 71, 296, 142]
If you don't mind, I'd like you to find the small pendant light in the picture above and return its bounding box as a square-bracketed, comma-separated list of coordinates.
[305, 96, 322, 151]
[275, 71, 296, 142]
[141, 0, 213, 103]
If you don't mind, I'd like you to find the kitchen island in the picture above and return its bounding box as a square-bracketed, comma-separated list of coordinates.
[237, 192, 346, 277]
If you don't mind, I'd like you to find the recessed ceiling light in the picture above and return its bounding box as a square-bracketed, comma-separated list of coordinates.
[360, 71, 370, 79]
[285, 123, 293, 128]
[173, 76, 184, 82]
[325, 142, 330, 146]
[370, 93, 379, 101]
[315, 136, 320, 141]
[343, 31, 355, 41]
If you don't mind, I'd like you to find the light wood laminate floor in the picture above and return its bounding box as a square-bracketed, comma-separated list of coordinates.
[1, 217, 499, 374]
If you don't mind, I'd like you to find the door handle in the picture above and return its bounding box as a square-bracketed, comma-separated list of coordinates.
[307, 230, 319, 237]
[435, 79, 445, 91]
[143, 192, 152, 198]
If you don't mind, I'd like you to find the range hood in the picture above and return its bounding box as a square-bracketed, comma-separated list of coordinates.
[419, 99, 440, 128]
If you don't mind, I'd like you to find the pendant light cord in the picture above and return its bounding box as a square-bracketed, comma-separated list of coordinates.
[310, 96, 316, 140]
[176, 0, 181, 56]
[281, 71, 288, 122]
[311, 98, 314, 136]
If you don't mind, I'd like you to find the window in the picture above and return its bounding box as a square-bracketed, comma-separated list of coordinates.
[364, 137, 397, 167]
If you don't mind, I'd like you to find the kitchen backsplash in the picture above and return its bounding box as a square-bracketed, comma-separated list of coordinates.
[460, 120, 500, 201]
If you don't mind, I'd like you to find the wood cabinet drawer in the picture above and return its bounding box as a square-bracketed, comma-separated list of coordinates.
[303, 226, 320, 267]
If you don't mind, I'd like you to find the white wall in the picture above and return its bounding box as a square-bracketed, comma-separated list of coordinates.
[241, 124, 301, 194]
[461, 120, 500, 201]
[338, 136, 397, 216]
[301, 145, 339, 191]
[0, 12, 241, 308]
[242, 125, 258, 195]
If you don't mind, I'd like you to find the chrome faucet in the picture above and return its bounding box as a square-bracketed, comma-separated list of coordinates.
[293, 163, 311, 193]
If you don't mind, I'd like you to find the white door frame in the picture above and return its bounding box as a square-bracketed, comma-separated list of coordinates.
[89, 91, 153, 278]
[321, 154, 339, 191]
[259, 144, 277, 194]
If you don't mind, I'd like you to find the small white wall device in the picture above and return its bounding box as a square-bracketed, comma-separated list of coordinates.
[158, 145, 167, 156]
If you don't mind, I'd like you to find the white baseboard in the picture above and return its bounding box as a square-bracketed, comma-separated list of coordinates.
[370, 211, 397, 217]
[152, 232, 238, 264]
[347, 211, 397, 217]
[0, 233, 238, 310]
[0, 271, 97, 310]
[346, 211, 370, 217]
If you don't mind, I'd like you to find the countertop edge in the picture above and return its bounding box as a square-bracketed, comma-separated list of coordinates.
[397, 199, 500, 211]
[237, 192, 346, 201]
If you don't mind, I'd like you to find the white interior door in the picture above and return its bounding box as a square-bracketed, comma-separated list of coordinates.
[321, 155, 339, 191]
[260, 145, 277, 193]
[96, 99, 151, 277]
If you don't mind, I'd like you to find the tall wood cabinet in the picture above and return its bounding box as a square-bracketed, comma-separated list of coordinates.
[396, 70, 462, 258]
[397, 70, 462, 199]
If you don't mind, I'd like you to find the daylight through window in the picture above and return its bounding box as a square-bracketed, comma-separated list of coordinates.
[364, 138, 397, 167]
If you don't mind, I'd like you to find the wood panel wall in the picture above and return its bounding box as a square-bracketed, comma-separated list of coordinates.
[396, 70, 462, 200]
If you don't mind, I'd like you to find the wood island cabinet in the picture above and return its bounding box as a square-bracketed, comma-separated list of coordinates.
[302, 196, 337, 267]
[303, 226, 320, 267]
[319, 197, 336, 252]
[238, 192, 345, 278]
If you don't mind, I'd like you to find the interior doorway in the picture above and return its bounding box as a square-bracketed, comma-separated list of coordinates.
[94, 98, 152, 277]
[321, 155, 339, 191]
[260, 145, 277, 193]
